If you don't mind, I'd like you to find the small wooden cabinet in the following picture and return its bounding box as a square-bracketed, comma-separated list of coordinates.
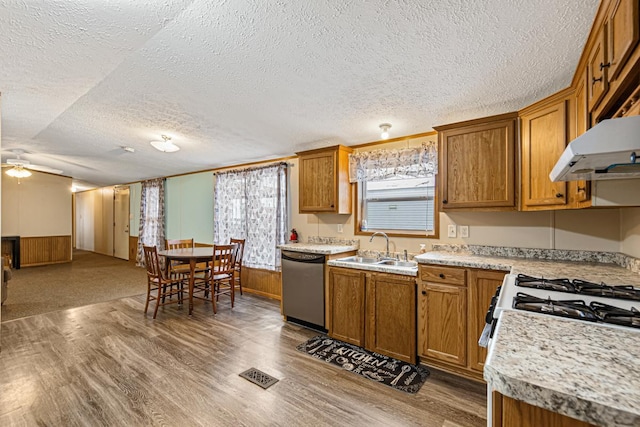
[328, 267, 366, 346]
[297, 145, 353, 214]
[587, 26, 609, 112]
[418, 264, 504, 380]
[492, 392, 596, 427]
[434, 113, 518, 211]
[606, 0, 639, 83]
[328, 267, 417, 363]
[520, 92, 571, 210]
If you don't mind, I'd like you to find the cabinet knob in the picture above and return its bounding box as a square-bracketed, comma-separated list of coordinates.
[330, 204, 334, 208]
[442, 199, 448, 204]
[421, 290, 427, 296]
[555, 193, 564, 198]
[600, 62, 610, 71]
[439, 273, 445, 279]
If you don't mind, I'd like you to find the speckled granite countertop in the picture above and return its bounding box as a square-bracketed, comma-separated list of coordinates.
[414, 250, 640, 285]
[485, 311, 640, 426]
[279, 243, 358, 255]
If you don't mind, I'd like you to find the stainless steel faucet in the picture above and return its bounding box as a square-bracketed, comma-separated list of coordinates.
[369, 232, 390, 259]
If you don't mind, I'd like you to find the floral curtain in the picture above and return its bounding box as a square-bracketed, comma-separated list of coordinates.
[348, 141, 438, 182]
[214, 163, 287, 271]
[136, 178, 165, 267]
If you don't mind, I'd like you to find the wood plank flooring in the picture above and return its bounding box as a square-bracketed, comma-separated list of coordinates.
[0, 294, 487, 426]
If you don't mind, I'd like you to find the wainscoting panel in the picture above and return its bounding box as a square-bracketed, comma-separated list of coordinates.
[129, 236, 138, 263]
[21, 235, 72, 267]
[243, 267, 281, 300]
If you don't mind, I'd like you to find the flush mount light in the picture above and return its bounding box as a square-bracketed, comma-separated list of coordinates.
[5, 165, 32, 178]
[379, 123, 392, 140]
[150, 135, 180, 153]
[122, 146, 135, 153]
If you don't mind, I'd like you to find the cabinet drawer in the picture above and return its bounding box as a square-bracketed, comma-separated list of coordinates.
[419, 265, 466, 286]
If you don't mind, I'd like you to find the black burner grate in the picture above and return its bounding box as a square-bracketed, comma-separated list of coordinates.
[239, 368, 279, 389]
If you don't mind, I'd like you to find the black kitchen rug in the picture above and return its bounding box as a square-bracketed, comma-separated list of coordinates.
[296, 335, 430, 394]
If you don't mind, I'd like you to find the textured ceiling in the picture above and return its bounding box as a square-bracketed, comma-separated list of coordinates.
[0, 0, 600, 187]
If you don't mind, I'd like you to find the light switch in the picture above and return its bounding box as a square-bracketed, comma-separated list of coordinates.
[460, 225, 469, 238]
[447, 224, 457, 238]
[337, 224, 343, 233]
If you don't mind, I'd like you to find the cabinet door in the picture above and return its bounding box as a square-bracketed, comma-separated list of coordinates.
[328, 267, 366, 346]
[418, 282, 467, 366]
[607, 0, 639, 82]
[368, 273, 416, 363]
[521, 100, 568, 209]
[587, 26, 608, 112]
[440, 119, 516, 209]
[572, 73, 591, 204]
[467, 269, 505, 373]
[299, 151, 336, 212]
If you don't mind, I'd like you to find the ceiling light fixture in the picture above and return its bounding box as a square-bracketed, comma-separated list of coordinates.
[379, 123, 392, 140]
[150, 135, 180, 153]
[5, 165, 32, 178]
[123, 146, 135, 153]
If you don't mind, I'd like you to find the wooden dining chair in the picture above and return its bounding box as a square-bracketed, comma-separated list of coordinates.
[193, 244, 235, 314]
[165, 238, 194, 278]
[230, 238, 245, 295]
[143, 245, 183, 319]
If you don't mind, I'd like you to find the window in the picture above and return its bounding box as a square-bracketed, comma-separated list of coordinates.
[349, 141, 438, 237]
[214, 163, 287, 271]
[361, 176, 436, 233]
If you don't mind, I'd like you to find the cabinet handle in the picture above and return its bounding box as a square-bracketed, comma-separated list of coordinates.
[439, 273, 445, 279]
[577, 186, 586, 193]
[555, 193, 564, 198]
[592, 76, 603, 85]
[442, 199, 448, 204]
[600, 62, 610, 71]
[421, 290, 427, 296]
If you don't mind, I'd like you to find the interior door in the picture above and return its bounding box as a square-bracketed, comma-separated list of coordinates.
[113, 186, 130, 260]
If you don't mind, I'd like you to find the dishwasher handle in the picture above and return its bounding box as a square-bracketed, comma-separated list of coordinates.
[281, 250, 326, 264]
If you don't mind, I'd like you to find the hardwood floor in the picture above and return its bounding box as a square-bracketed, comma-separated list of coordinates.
[0, 294, 487, 426]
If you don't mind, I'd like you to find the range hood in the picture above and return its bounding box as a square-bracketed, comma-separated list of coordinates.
[550, 115, 640, 182]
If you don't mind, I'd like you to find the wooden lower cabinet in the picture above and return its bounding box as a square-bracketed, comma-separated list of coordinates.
[493, 392, 596, 427]
[367, 273, 416, 363]
[467, 269, 505, 372]
[328, 267, 417, 363]
[418, 264, 506, 380]
[419, 282, 467, 366]
[328, 267, 366, 346]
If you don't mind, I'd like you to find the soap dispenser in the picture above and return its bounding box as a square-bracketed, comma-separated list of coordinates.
[419, 244, 426, 254]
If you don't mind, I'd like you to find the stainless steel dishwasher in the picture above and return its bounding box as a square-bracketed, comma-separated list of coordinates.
[281, 250, 326, 331]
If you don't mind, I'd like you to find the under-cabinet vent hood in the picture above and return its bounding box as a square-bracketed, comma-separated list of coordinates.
[550, 115, 640, 182]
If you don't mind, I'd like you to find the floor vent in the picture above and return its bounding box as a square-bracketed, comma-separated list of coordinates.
[239, 368, 279, 389]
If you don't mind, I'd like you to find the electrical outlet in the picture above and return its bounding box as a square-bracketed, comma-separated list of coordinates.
[447, 224, 457, 238]
[337, 224, 343, 233]
[460, 225, 469, 238]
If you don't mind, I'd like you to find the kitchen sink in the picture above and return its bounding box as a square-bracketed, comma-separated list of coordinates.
[337, 256, 379, 264]
[377, 260, 418, 268]
[336, 256, 418, 268]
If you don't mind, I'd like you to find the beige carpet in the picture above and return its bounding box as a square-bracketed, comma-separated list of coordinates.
[1, 250, 147, 322]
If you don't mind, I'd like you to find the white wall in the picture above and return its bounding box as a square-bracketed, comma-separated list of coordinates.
[2, 171, 72, 237]
[165, 172, 214, 244]
[620, 207, 640, 258]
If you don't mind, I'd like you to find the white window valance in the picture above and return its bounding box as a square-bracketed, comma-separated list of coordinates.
[348, 141, 438, 183]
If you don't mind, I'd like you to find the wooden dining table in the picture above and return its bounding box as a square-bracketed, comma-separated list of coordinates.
[157, 247, 215, 315]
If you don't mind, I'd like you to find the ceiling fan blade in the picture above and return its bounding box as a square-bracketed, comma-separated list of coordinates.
[24, 164, 64, 174]
[6, 158, 28, 166]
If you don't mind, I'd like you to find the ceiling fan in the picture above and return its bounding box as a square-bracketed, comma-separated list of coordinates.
[3, 149, 64, 177]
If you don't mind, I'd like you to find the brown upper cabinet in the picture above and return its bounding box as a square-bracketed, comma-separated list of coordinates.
[607, 0, 640, 82]
[587, 25, 609, 112]
[434, 113, 518, 211]
[297, 145, 353, 214]
[520, 91, 571, 210]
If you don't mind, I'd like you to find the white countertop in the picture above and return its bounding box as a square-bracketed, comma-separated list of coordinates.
[485, 310, 640, 426]
[279, 242, 358, 255]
